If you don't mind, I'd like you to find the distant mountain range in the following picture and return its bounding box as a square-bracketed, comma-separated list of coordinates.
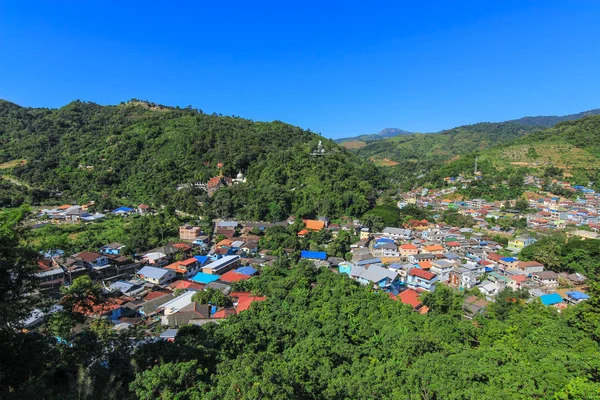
[507, 109, 600, 127]
[336, 109, 600, 144]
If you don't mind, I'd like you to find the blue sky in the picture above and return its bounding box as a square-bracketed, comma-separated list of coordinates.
[1, 1, 599, 138]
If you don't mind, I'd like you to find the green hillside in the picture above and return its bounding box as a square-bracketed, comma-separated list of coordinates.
[354, 122, 536, 184]
[0, 100, 383, 218]
[419, 115, 600, 190]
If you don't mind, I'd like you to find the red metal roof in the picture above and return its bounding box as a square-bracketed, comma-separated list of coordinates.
[409, 268, 436, 280]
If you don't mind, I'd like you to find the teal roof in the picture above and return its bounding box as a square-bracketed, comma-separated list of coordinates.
[191, 272, 220, 284]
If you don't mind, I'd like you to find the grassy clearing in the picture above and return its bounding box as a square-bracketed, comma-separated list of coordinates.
[341, 140, 367, 149]
[369, 157, 399, 166]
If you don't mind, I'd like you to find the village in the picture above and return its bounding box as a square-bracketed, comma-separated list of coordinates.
[24, 178, 600, 340]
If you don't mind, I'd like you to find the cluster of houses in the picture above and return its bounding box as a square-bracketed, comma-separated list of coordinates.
[37, 203, 154, 224]
[29, 201, 596, 335]
[398, 184, 599, 234]
[330, 224, 591, 316]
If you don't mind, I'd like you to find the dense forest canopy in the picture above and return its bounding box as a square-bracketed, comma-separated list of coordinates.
[0, 99, 383, 218]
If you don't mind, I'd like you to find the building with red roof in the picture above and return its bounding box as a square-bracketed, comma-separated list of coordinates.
[230, 292, 267, 313]
[407, 268, 438, 291]
[397, 289, 422, 309]
[219, 270, 252, 283]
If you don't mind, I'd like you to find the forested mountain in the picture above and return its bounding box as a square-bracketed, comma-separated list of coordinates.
[354, 121, 536, 183]
[349, 109, 599, 187]
[415, 115, 600, 193]
[0, 100, 383, 219]
[508, 108, 600, 127]
[335, 127, 412, 144]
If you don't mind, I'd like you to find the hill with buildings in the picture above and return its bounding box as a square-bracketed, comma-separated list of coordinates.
[0, 99, 383, 219]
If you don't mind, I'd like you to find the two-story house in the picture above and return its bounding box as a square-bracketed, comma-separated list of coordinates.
[406, 268, 438, 292]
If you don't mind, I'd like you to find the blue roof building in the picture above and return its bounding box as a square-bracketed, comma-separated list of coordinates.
[112, 206, 134, 214]
[540, 293, 564, 306]
[500, 257, 518, 263]
[190, 272, 220, 284]
[194, 255, 210, 266]
[300, 250, 328, 260]
[235, 266, 258, 276]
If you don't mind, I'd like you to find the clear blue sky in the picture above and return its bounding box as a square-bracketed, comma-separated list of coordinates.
[1, 1, 599, 138]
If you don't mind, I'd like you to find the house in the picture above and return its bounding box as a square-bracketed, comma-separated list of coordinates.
[397, 289, 426, 312]
[164, 257, 201, 278]
[514, 261, 544, 275]
[356, 258, 383, 268]
[138, 204, 151, 215]
[74, 251, 110, 270]
[300, 250, 328, 261]
[360, 228, 370, 240]
[190, 272, 220, 284]
[179, 226, 203, 241]
[478, 280, 500, 299]
[532, 271, 559, 288]
[463, 295, 489, 319]
[168, 280, 206, 292]
[137, 266, 176, 285]
[160, 328, 178, 342]
[142, 252, 169, 266]
[507, 236, 537, 253]
[498, 257, 519, 270]
[449, 266, 477, 289]
[566, 272, 587, 285]
[409, 253, 436, 264]
[399, 244, 418, 258]
[99, 243, 126, 255]
[507, 274, 527, 290]
[240, 241, 258, 253]
[235, 266, 258, 276]
[230, 292, 267, 313]
[539, 293, 565, 307]
[565, 291, 590, 304]
[108, 280, 145, 296]
[165, 302, 211, 327]
[381, 227, 412, 240]
[430, 259, 455, 282]
[34, 268, 65, 287]
[74, 297, 129, 321]
[202, 255, 241, 275]
[218, 269, 252, 283]
[422, 244, 445, 255]
[406, 268, 438, 292]
[192, 236, 210, 248]
[161, 291, 197, 316]
[355, 265, 398, 288]
[302, 219, 326, 231]
[112, 206, 134, 216]
[372, 239, 399, 258]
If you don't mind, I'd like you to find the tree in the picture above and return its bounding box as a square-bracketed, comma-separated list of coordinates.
[191, 289, 233, 308]
[130, 360, 206, 400]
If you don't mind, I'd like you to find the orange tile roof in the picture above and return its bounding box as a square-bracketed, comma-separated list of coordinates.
[302, 219, 325, 231]
[168, 280, 205, 291]
[219, 270, 251, 283]
[418, 261, 432, 270]
[230, 292, 266, 313]
[400, 244, 418, 250]
[180, 257, 198, 266]
[423, 245, 444, 252]
[297, 229, 309, 236]
[398, 289, 422, 308]
[217, 239, 233, 247]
